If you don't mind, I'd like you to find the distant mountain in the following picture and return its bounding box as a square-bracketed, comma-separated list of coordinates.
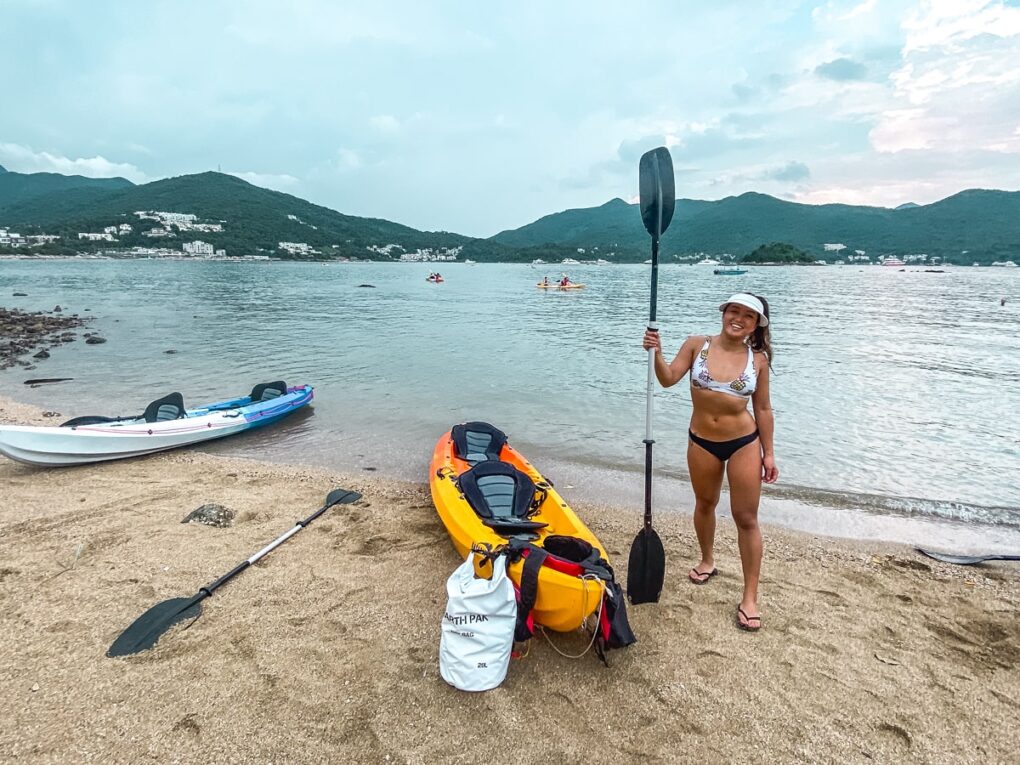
[3, 167, 1019, 263]
[0, 170, 134, 213]
[895, 202, 919, 210]
[493, 189, 1020, 262]
[0, 164, 7, 174]
[0, 171, 493, 259]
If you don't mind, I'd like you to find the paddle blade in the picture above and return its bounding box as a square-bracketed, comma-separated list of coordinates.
[916, 548, 1020, 566]
[107, 594, 204, 657]
[639, 147, 675, 238]
[325, 488, 362, 507]
[627, 527, 665, 604]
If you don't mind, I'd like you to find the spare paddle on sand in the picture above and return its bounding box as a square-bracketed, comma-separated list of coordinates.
[627, 146, 675, 605]
[107, 488, 362, 657]
[916, 548, 1020, 566]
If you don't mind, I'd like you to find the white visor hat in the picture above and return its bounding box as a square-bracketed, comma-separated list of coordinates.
[719, 293, 769, 327]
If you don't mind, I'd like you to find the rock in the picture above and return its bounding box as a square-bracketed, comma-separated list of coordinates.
[53, 305, 62, 312]
[13, 292, 27, 297]
[85, 336, 107, 344]
[33, 350, 50, 359]
[164, 349, 177, 354]
[181, 504, 235, 528]
[357, 284, 376, 288]
[42, 411, 61, 418]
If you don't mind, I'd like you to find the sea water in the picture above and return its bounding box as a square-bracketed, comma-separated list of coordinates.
[2, 259, 1018, 549]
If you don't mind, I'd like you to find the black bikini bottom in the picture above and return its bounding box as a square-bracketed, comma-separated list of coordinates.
[689, 429, 760, 462]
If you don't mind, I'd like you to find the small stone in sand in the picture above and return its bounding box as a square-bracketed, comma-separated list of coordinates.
[13, 292, 27, 297]
[164, 349, 177, 354]
[85, 336, 107, 345]
[53, 305, 62, 312]
[182, 503, 235, 528]
[33, 350, 50, 359]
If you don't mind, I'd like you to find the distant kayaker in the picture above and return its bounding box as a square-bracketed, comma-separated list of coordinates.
[1002, 297, 1007, 307]
[542, 276, 550, 286]
[642, 292, 777, 632]
[560, 275, 571, 287]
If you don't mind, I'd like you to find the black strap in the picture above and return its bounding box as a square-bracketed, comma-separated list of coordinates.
[515, 547, 548, 642]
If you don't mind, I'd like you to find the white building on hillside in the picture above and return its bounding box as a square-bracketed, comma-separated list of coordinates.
[183, 240, 215, 256]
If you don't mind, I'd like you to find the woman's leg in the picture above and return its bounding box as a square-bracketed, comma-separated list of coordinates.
[687, 440, 726, 580]
[726, 440, 764, 625]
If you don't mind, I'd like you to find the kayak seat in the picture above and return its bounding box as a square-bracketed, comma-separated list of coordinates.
[143, 392, 186, 423]
[457, 461, 547, 533]
[451, 421, 508, 465]
[250, 380, 288, 402]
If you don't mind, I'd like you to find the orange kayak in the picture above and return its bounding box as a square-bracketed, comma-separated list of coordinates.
[429, 423, 609, 632]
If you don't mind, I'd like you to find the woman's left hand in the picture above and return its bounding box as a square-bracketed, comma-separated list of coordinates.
[762, 455, 779, 484]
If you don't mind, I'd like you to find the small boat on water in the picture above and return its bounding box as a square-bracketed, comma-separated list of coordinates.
[881, 257, 906, 267]
[713, 268, 747, 275]
[0, 382, 313, 467]
[537, 282, 586, 290]
[696, 258, 722, 266]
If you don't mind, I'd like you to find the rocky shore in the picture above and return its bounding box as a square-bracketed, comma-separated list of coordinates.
[0, 306, 94, 371]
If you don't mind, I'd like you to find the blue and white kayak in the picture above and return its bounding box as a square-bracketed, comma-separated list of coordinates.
[0, 382, 313, 467]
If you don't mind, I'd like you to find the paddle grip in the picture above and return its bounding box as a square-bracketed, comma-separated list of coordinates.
[201, 561, 250, 596]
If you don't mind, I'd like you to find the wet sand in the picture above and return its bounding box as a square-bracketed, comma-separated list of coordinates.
[1, 395, 1018, 763]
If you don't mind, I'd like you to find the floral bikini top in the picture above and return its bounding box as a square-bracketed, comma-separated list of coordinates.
[691, 338, 757, 398]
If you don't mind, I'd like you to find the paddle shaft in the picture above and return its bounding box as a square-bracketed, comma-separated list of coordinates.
[644, 233, 660, 531]
[199, 501, 336, 596]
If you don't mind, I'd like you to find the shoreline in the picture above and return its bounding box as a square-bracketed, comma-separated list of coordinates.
[5, 391, 1020, 555]
[2, 395, 1019, 761]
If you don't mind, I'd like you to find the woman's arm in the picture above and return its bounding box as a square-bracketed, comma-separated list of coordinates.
[752, 355, 779, 483]
[643, 332, 698, 388]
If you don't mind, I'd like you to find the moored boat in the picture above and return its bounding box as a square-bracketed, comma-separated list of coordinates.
[713, 268, 747, 275]
[0, 382, 313, 467]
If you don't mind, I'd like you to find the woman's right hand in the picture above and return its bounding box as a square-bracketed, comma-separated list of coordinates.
[642, 329, 661, 352]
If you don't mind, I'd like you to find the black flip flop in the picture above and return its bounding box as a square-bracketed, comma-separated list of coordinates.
[736, 606, 762, 632]
[688, 567, 718, 585]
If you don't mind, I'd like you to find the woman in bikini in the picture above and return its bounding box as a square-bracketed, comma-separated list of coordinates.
[642, 292, 778, 631]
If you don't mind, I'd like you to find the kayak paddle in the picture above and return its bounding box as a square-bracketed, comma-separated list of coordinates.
[107, 488, 362, 657]
[627, 146, 675, 605]
[916, 548, 1020, 566]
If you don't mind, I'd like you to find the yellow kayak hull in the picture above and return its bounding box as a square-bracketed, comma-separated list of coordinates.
[429, 430, 607, 632]
[536, 283, 586, 290]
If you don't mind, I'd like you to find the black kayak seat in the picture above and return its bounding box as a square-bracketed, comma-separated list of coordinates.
[61, 415, 125, 428]
[250, 381, 287, 402]
[451, 421, 508, 465]
[457, 461, 547, 533]
[143, 392, 186, 423]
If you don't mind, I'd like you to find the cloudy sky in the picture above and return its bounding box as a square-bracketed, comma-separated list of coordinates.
[1, 0, 1018, 236]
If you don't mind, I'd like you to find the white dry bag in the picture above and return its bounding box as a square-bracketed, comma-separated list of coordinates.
[439, 552, 517, 692]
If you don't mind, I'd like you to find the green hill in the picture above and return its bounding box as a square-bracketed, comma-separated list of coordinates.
[742, 242, 814, 264]
[492, 189, 1020, 264]
[0, 171, 489, 259]
[3, 167, 1019, 263]
[0, 170, 133, 212]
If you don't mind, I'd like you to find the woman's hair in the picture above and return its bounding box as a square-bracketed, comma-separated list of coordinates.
[749, 294, 773, 367]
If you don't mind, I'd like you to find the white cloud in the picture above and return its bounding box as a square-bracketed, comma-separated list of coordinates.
[871, 0, 1020, 154]
[228, 171, 300, 191]
[0, 142, 147, 182]
[369, 115, 401, 133]
[335, 148, 362, 170]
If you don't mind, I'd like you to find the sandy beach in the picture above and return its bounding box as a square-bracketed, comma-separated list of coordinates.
[1, 394, 1017, 763]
